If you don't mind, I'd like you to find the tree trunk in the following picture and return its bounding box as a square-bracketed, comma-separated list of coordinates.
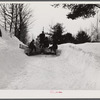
[10, 4, 14, 32]
[4, 5, 7, 31]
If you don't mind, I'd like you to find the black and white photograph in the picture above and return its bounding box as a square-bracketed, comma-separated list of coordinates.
[0, 1, 100, 92]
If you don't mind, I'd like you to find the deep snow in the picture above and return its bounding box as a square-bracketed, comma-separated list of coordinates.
[0, 26, 100, 90]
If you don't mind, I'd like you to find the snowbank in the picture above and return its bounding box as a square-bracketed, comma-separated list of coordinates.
[76, 43, 100, 56]
[0, 26, 23, 48]
[0, 26, 28, 89]
[58, 43, 100, 89]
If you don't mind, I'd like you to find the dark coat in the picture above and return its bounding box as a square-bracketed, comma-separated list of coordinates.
[29, 40, 36, 51]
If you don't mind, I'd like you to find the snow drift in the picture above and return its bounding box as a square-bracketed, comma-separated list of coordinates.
[0, 26, 28, 89]
[58, 43, 100, 89]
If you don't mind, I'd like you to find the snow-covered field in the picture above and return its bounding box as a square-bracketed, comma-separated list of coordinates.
[0, 26, 100, 90]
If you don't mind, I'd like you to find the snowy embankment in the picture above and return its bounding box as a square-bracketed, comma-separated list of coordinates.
[0, 26, 100, 89]
[0, 26, 28, 89]
[59, 43, 100, 89]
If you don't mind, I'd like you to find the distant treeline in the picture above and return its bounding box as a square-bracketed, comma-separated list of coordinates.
[48, 23, 91, 45]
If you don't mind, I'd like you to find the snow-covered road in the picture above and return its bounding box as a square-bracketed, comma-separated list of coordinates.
[5, 44, 100, 90]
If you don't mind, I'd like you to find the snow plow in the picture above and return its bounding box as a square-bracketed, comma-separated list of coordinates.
[19, 42, 58, 56]
[19, 32, 58, 56]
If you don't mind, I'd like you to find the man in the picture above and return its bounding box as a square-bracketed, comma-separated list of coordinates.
[28, 39, 36, 55]
[44, 37, 49, 48]
[39, 31, 45, 48]
[49, 43, 58, 55]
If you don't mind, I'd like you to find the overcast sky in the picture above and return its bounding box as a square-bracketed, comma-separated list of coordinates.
[28, 2, 97, 39]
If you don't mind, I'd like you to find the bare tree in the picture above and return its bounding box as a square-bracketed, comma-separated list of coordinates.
[9, 3, 14, 32]
[18, 4, 33, 44]
[0, 4, 8, 30]
[0, 3, 33, 44]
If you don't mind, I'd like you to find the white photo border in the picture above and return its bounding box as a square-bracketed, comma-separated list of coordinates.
[0, 0, 100, 98]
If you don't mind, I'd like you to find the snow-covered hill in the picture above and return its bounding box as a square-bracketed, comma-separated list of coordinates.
[0, 26, 27, 89]
[0, 26, 100, 90]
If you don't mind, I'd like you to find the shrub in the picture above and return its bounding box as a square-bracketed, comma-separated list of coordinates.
[76, 31, 91, 43]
